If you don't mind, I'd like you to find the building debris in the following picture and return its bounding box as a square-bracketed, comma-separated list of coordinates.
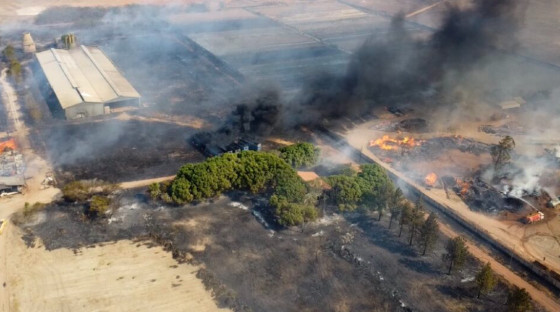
[0, 139, 25, 195]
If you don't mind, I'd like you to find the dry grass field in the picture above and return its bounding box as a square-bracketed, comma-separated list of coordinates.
[0, 224, 228, 312]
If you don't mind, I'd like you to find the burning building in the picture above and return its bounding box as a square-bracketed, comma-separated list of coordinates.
[190, 132, 261, 157]
[369, 135, 423, 151]
[34, 45, 141, 119]
[0, 139, 24, 195]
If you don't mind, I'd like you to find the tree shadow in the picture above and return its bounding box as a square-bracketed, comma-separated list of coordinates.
[398, 257, 440, 275]
[345, 215, 416, 257]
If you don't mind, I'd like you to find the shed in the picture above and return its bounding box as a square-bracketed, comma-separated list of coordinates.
[498, 97, 526, 110]
[34, 45, 140, 119]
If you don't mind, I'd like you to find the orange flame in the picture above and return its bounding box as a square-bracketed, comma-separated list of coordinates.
[0, 139, 17, 153]
[369, 135, 423, 151]
[455, 178, 471, 197]
[424, 173, 438, 187]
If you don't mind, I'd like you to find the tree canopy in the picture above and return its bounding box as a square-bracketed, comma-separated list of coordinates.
[444, 236, 469, 275]
[89, 195, 111, 217]
[491, 136, 515, 169]
[507, 286, 532, 312]
[388, 188, 404, 229]
[475, 262, 496, 299]
[279, 142, 320, 168]
[419, 212, 439, 255]
[166, 151, 315, 226]
[326, 163, 394, 212]
[407, 197, 425, 246]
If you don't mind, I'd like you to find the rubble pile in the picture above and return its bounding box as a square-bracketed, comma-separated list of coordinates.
[411, 136, 489, 158]
[396, 118, 428, 133]
[449, 178, 512, 214]
[478, 124, 526, 136]
[0, 139, 25, 194]
[0, 150, 24, 177]
[369, 135, 489, 159]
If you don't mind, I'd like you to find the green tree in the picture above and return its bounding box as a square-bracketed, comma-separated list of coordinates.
[62, 181, 89, 202]
[475, 262, 496, 299]
[2, 45, 15, 61]
[408, 198, 425, 246]
[506, 286, 532, 312]
[374, 181, 394, 221]
[327, 175, 362, 211]
[444, 236, 469, 275]
[148, 182, 161, 200]
[388, 188, 404, 229]
[279, 142, 320, 168]
[168, 151, 311, 224]
[169, 177, 194, 204]
[399, 202, 413, 237]
[270, 195, 318, 226]
[8, 59, 22, 77]
[490, 136, 515, 169]
[419, 212, 439, 255]
[89, 195, 110, 217]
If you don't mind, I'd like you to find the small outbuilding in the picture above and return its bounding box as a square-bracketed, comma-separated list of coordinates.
[498, 97, 526, 111]
[34, 45, 140, 119]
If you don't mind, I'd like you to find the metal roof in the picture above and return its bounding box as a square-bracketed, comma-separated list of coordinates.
[35, 45, 140, 109]
[0, 175, 25, 187]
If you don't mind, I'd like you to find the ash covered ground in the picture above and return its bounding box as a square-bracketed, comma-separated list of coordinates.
[17, 191, 517, 312]
[29, 119, 205, 183]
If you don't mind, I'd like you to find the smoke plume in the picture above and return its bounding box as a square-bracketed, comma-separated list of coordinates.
[213, 0, 529, 139]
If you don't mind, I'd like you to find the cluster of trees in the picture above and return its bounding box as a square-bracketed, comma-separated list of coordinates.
[154, 151, 317, 226]
[393, 197, 439, 255]
[278, 142, 320, 168]
[326, 165, 534, 309]
[324, 165, 441, 255]
[2, 45, 22, 79]
[325, 164, 393, 212]
[443, 236, 532, 309]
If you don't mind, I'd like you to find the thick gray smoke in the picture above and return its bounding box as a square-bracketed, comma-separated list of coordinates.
[214, 0, 529, 138]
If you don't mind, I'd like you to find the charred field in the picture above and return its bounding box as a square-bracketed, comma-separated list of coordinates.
[15, 191, 519, 312]
[28, 118, 205, 184]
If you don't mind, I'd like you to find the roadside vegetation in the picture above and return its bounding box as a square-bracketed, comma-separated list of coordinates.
[61, 179, 120, 218]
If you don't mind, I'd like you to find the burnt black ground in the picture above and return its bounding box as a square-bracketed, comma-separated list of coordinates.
[29, 119, 205, 183]
[17, 191, 526, 312]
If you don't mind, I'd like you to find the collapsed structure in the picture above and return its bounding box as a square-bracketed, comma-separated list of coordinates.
[0, 139, 24, 195]
[190, 132, 261, 157]
[34, 45, 141, 119]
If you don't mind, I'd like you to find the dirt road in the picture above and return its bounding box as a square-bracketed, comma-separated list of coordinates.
[0, 68, 60, 220]
[119, 175, 175, 190]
